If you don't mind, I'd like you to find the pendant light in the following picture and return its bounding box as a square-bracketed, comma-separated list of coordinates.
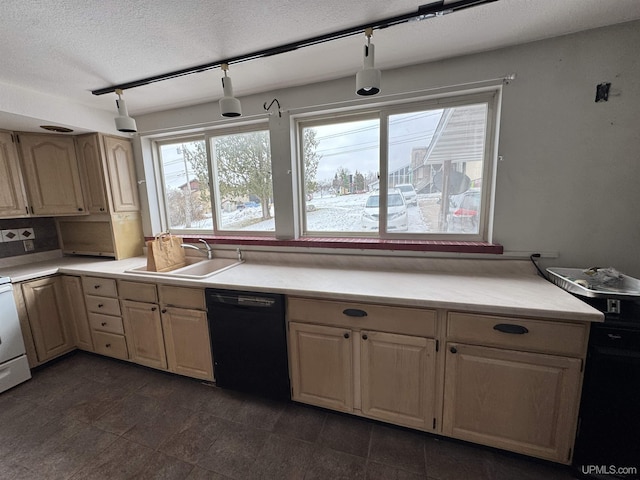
[114, 89, 137, 132]
[219, 63, 242, 117]
[356, 28, 381, 96]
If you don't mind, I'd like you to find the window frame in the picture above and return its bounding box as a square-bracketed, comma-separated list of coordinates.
[295, 90, 499, 241]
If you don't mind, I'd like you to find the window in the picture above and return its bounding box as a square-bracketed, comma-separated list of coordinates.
[158, 137, 211, 232]
[298, 93, 495, 239]
[208, 127, 274, 233]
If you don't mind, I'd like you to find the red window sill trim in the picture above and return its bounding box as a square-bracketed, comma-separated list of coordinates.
[161, 236, 503, 255]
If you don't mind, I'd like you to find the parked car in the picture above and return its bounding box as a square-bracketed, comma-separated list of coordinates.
[361, 191, 408, 231]
[394, 183, 417, 205]
[451, 189, 480, 231]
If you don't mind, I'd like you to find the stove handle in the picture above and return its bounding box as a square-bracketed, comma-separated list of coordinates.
[493, 323, 529, 335]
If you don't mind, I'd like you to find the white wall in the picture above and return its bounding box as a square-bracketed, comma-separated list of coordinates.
[136, 21, 640, 277]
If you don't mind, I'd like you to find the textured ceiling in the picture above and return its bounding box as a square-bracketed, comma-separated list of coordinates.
[1, 0, 639, 132]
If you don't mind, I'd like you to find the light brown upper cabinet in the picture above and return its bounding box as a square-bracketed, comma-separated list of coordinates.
[76, 133, 139, 214]
[0, 131, 28, 218]
[17, 133, 86, 216]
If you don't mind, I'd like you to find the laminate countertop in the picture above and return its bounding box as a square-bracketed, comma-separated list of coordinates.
[0, 254, 604, 323]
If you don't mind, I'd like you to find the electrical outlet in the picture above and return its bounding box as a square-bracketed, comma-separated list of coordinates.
[23, 239, 35, 252]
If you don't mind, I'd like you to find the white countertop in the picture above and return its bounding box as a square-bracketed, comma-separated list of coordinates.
[0, 253, 604, 323]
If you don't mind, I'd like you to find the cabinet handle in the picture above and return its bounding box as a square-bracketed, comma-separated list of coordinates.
[30, 206, 34, 214]
[101, 322, 107, 326]
[161, 309, 167, 314]
[450, 346, 457, 354]
[362, 334, 368, 340]
[94, 285, 101, 289]
[343, 308, 367, 318]
[493, 323, 529, 335]
[78, 207, 83, 211]
[151, 307, 157, 311]
[105, 343, 111, 348]
[100, 207, 105, 211]
[343, 333, 350, 339]
[98, 303, 104, 308]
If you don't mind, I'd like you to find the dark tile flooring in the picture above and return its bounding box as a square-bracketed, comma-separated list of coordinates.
[0, 352, 580, 480]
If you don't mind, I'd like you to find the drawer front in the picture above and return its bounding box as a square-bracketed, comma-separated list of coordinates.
[288, 297, 436, 337]
[447, 312, 589, 356]
[92, 331, 128, 360]
[82, 276, 117, 297]
[89, 312, 124, 334]
[85, 295, 121, 316]
[118, 280, 157, 303]
[159, 285, 205, 310]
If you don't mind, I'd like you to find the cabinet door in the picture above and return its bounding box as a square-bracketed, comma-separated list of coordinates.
[21, 276, 74, 362]
[18, 133, 86, 215]
[289, 322, 353, 412]
[103, 136, 139, 212]
[361, 331, 436, 430]
[442, 343, 582, 463]
[61, 276, 93, 351]
[76, 133, 109, 213]
[161, 307, 213, 381]
[0, 131, 28, 217]
[121, 299, 167, 370]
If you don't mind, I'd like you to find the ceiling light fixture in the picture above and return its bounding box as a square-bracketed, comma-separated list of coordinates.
[356, 28, 381, 96]
[219, 64, 242, 117]
[114, 89, 137, 133]
[91, 0, 497, 97]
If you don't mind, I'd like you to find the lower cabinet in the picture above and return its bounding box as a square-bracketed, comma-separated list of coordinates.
[20, 276, 75, 364]
[121, 299, 167, 370]
[287, 297, 438, 431]
[442, 343, 582, 463]
[61, 275, 93, 351]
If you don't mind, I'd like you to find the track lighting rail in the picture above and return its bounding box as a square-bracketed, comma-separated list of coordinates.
[91, 0, 497, 96]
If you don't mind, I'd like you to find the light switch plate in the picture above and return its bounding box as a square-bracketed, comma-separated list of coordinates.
[18, 228, 35, 240]
[1, 229, 20, 242]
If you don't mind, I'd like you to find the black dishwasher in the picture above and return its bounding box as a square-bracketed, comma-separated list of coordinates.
[206, 288, 290, 400]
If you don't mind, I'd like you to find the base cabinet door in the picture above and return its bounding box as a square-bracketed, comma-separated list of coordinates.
[289, 322, 353, 412]
[121, 300, 167, 370]
[61, 276, 93, 351]
[442, 343, 582, 463]
[161, 307, 213, 381]
[21, 276, 74, 362]
[361, 331, 436, 430]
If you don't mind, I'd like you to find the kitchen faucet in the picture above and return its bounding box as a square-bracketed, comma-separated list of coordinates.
[180, 239, 213, 259]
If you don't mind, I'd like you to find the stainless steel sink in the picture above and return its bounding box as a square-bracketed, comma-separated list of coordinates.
[125, 257, 243, 279]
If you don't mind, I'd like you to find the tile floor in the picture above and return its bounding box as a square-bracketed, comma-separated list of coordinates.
[0, 352, 580, 480]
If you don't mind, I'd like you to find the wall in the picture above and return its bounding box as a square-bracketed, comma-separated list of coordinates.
[0, 217, 59, 259]
[135, 21, 640, 277]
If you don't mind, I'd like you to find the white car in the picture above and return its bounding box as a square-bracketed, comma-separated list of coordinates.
[394, 184, 417, 205]
[361, 191, 408, 231]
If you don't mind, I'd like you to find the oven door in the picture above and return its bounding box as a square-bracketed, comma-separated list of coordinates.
[0, 283, 27, 364]
[573, 325, 640, 478]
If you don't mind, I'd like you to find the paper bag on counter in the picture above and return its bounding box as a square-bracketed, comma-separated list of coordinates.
[146, 234, 186, 272]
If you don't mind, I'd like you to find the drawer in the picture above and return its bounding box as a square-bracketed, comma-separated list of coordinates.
[85, 295, 121, 316]
[118, 280, 157, 303]
[159, 285, 205, 310]
[447, 312, 589, 356]
[82, 276, 117, 297]
[89, 312, 124, 334]
[288, 297, 436, 338]
[92, 331, 128, 360]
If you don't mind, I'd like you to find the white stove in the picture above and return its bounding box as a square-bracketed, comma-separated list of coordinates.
[0, 276, 32, 393]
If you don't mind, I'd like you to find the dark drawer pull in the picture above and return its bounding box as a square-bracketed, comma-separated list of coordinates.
[343, 308, 367, 318]
[101, 322, 107, 326]
[98, 304, 104, 308]
[493, 323, 529, 335]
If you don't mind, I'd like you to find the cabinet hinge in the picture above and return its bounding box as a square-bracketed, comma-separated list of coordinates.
[435, 339, 439, 352]
[580, 359, 584, 373]
[14, 134, 20, 144]
[433, 418, 436, 429]
[568, 447, 572, 462]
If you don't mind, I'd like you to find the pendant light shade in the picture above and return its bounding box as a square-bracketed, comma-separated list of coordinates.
[356, 28, 381, 96]
[219, 64, 242, 117]
[114, 89, 137, 132]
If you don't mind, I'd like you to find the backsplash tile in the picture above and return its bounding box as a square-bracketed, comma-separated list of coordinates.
[0, 218, 59, 259]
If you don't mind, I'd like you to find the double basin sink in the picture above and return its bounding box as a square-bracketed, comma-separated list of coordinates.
[125, 256, 243, 280]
